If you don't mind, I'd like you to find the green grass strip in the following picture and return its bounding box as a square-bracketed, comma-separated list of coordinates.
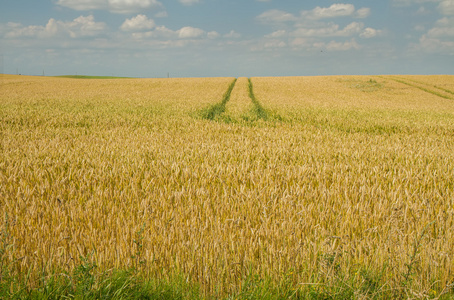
[397, 76, 454, 96]
[384, 76, 453, 100]
[199, 78, 237, 120]
[247, 78, 269, 121]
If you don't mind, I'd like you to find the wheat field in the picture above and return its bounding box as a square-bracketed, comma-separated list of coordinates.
[1, 74, 454, 298]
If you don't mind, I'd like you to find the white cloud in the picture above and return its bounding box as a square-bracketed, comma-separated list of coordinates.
[325, 38, 360, 51]
[257, 4, 380, 53]
[416, 6, 430, 14]
[392, 0, 440, 6]
[255, 3, 385, 55]
[264, 30, 287, 38]
[412, 15, 454, 54]
[263, 40, 286, 48]
[5, 15, 107, 39]
[179, 0, 200, 5]
[256, 9, 297, 24]
[309, 4, 356, 19]
[418, 35, 454, 53]
[290, 37, 308, 47]
[292, 22, 364, 37]
[258, 4, 371, 28]
[153, 25, 176, 37]
[120, 14, 155, 31]
[207, 31, 220, 39]
[355, 7, 371, 18]
[427, 17, 454, 36]
[56, 0, 106, 11]
[4, 22, 46, 38]
[288, 37, 361, 51]
[360, 27, 383, 38]
[70, 15, 107, 36]
[130, 25, 219, 43]
[343, 22, 364, 35]
[178, 26, 204, 38]
[224, 30, 241, 38]
[300, 4, 371, 20]
[131, 25, 176, 39]
[56, 0, 163, 14]
[154, 11, 168, 18]
[109, 0, 162, 13]
[438, 0, 454, 15]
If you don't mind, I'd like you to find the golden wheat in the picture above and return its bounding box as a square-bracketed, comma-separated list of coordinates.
[224, 77, 254, 120]
[1, 74, 454, 296]
[252, 75, 454, 111]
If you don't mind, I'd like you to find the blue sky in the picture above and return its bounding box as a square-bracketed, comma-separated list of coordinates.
[0, 0, 453, 77]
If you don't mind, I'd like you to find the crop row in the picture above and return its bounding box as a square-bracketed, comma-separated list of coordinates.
[382, 75, 454, 100]
[198, 77, 277, 124]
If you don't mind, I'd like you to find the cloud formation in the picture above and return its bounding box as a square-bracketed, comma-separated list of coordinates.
[413, 4, 454, 55]
[438, 0, 454, 15]
[303, 4, 370, 20]
[178, 26, 204, 38]
[360, 27, 383, 38]
[179, 0, 200, 5]
[2, 0, 452, 77]
[392, 0, 440, 6]
[120, 14, 155, 31]
[256, 3, 380, 52]
[309, 4, 356, 19]
[128, 24, 220, 43]
[56, 0, 163, 14]
[292, 22, 364, 38]
[5, 15, 106, 39]
[256, 9, 297, 24]
[427, 16, 454, 36]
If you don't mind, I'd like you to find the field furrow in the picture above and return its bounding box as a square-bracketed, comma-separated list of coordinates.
[253, 76, 454, 112]
[384, 75, 454, 100]
[223, 77, 258, 123]
[396, 75, 454, 95]
[247, 78, 269, 121]
[198, 78, 237, 120]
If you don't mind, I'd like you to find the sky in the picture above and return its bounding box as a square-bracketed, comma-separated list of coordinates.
[0, 0, 453, 77]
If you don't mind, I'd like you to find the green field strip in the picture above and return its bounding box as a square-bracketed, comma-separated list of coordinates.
[223, 77, 273, 123]
[396, 76, 454, 96]
[247, 78, 269, 121]
[198, 78, 237, 120]
[222, 77, 254, 122]
[383, 76, 453, 100]
[198, 77, 280, 124]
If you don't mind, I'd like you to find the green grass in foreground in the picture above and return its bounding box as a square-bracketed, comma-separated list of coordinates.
[2, 266, 454, 299]
[2, 212, 453, 299]
[2, 241, 454, 300]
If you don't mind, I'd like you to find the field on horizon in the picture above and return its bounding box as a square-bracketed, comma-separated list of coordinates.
[1, 74, 454, 298]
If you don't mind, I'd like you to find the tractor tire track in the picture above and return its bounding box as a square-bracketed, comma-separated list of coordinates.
[396, 76, 454, 96]
[382, 76, 453, 100]
[247, 78, 269, 121]
[199, 78, 237, 120]
[198, 77, 281, 124]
